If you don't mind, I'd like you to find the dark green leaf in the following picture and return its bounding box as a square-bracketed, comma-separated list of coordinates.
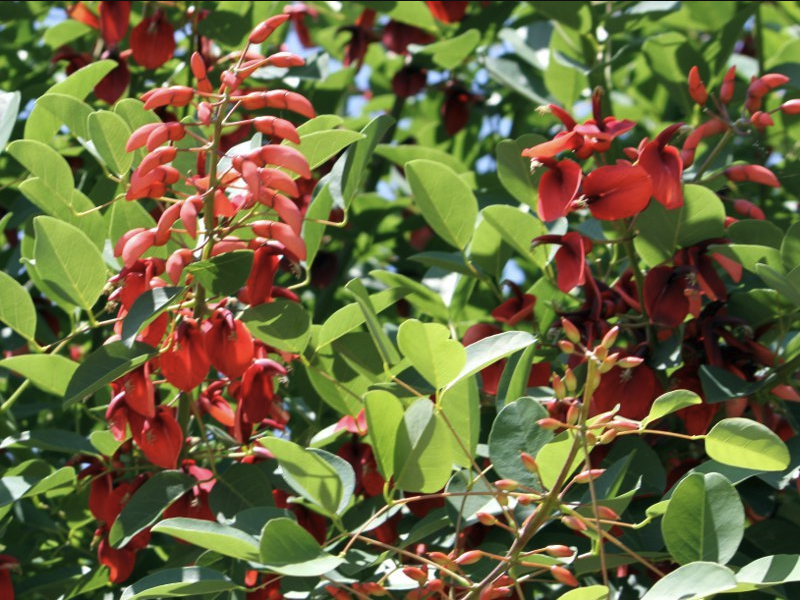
[152, 518, 260, 562]
[209, 462, 274, 519]
[120, 567, 238, 600]
[0, 271, 37, 340]
[121, 287, 183, 347]
[260, 517, 344, 576]
[489, 397, 553, 487]
[184, 250, 253, 296]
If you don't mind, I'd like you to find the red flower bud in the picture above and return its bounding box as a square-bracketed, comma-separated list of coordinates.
[249, 13, 290, 44]
[724, 164, 780, 187]
[688, 66, 708, 105]
[720, 65, 737, 104]
[551, 565, 579, 588]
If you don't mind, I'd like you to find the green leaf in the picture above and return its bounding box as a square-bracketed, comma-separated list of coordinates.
[634, 185, 726, 267]
[496, 345, 538, 408]
[755, 263, 800, 304]
[153, 518, 261, 562]
[394, 398, 454, 493]
[439, 378, 480, 468]
[705, 418, 790, 471]
[641, 562, 737, 600]
[782, 221, 800, 269]
[444, 331, 537, 392]
[641, 389, 703, 428]
[699, 365, 761, 403]
[90, 430, 123, 457]
[557, 586, 611, 600]
[486, 56, 551, 104]
[43, 19, 91, 48]
[1, 429, 94, 455]
[87, 110, 133, 175]
[365, 390, 405, 481]
[0, 90, 20, 153]
[489, 397, 553, 487]
[445, 470, 501, 525]
[735, 555, 800, 591]
[414, 29, 481, 70]
[121, 287, 184, 347]
[482, 204, 548, 268]
[302, 183, 334, 268]
[8, 139, 74, 192]
[33, 216, 107, 310]
[344, 278, 401, 366]
[260, 517, 344, 576]
[496, 137, 542, 207]
[208, 462, 274, 519]
[537, 431, 586, 490]
[371, 270, 449, 321]
[0, 463, 76, 507]
[316, 288, 407, 351]
[64, 342, 158, 406]
[662, 472, 744, 565]
[0, 271, 37, 340]
[0, 355, 78, 396]
[240, 298, 312, 353]
[374, 144, 468, 173]
[262, 437, 351, 515]
[728, 219, 784, 249]
[406, 159, 478, 251]
[110, 472, 195, 548]
[397, 320, 466, 389]
[289, 129, 365, 171]
[707, 243, 784, 274]
[34, 94, 92, 140]
[25, 60, 117, 142]
[184, 250, 253, 296]
[120, 567, 238, 600]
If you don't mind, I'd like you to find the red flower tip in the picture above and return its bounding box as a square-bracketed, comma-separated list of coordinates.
[537, 159, 583, 221]
[99, 1, 131, 47]
[720, 65, 737, 104]
[491, 293, 537, 326]
[134, 406, 183, 470]
[724, 164, 780, 187]
[688, 66, 708, 105]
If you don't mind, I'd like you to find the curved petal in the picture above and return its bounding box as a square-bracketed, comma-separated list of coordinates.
[584, 164, 652, 220]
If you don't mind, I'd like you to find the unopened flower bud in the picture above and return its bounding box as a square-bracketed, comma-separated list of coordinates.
[552, 374, 566, 399]
[427, 552, 455, 568]
[551, 565, 579, 588]
[558, 339, 576, 355]
[566, 402, 581, 426]
[594, 505, 620, 520]
[594, 345, 608, 361]
[494, 479, 519, 492]
[599, 353, 619, 373]
[520, 452, 539, 474]
[564, 368, 577, 394]
[455, 550, 483, 566]
[561, 318, 581, 344]
[617, 356, 644, 369]
[574, 468, 605, 484]
[545, 544, 574, 558]
[561, 515, 588, 531]
[585, 431, 597, 445]
[599, 429, 618, 444]
[601, 326, 619, 349]
[609, 418, 640, 432]
[537, 417, 563, 430]
[477, 512, 498, 526]
[402, 566, 428, 583]
[780, 99, 800, 115]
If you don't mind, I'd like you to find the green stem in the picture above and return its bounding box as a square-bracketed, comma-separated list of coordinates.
[692, 129, 733, 183]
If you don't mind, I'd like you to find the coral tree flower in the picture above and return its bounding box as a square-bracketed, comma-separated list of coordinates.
[205, 308, 255, 379]
[637, 123, 684, 210]
[536, 159, 582, 222]
[581, 164, 652, 220]
[533, 232, 592, 293]
[160, 318, 211, 392]
[130, 10, 175, 69]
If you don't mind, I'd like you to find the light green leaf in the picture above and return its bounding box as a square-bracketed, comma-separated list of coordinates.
[496, 345, 538, 408]
[641, 389, 703, 428]
[0, 271, 36, 340]
[152, 518, 260, 562]
[489, 397, 553, 487]
[415, 29, 481, 70]
[8, 139, 74, 192]
[707, 243, 784, 274]
[394, 398, 454, 493]
[262, 437, 350, 515]
[782, 221, 800, 269]
[406, 159, 477, 251]
[557, 586, 611, 600]
[25, 60, 118, 142]
[302, 182, 334, 267]
[0, 90, 20, 153]
[397, 320, 466, 389]
[482, 204, 548, 268]
[641, 562, 737, 600]
[35, 94, 92, 140]
[486, 56, 551, 104]
[345, 278, 401, 366]
[374, 144, 468, 173]
[88, 110, 133, 174]
[735, 555, 800, 592]
[365, 389, 405, 480]
[662, 473, 743, 565]
[537, 431, 586, 490]
[705, 418, 790, 471]
[439, 377, 480, 468]
[120, 567, 238, 600]
[260, 518, 344, 576]
[495, 137, 542, 207]
[90, 430, 123, 457]
[33, 216, 107, 310]
[444, 331, 537, 392]
[0, 355, 78, 397]
[242, 298, 312, 353]
[64, 342, 158, 406]
[184, 250, 253, 296]
[110, 472, 195, 548]
[316, 287, 407, 351]
[289, 129, 365, 171]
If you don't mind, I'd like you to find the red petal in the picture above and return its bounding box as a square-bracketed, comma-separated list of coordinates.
[554, 232, 588, 293]
[98, 536, 136, 583]
[537, 159, 582, 221]
[522, 131, 583, 159]
[160, 320, 210, 392]
[205, 310, 255, 378]
[591, 363, 661, 421]
[724, 164, 780, 187]
[638, 141, 683, 209]
[94, 58, 129, 104]
[643, 266, 689, 327]
[99, 1, 130, 46]
[136, 406, 183, 469]
[130, 13, 176, 70]
[583, 164, 652, 220]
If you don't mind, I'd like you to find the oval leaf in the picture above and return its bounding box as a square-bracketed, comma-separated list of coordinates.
[241, 298, 311, 353]
[365, 389, 405, 480]
[397, 319, 466, 389]
[120, 567, 237, 600]
[260, 517, 344, 576]
[662, 472, 744, 565]
[641, 389, 702, 428]
[641, 562, 737, 600]
[705, 417, 790, 471]
[445, 331, 537, 392]
[489, 397, 554, 487]
[394, 398, 454, 493]
[0, 271, 37, 340]
[152, 518, 261, 562]
[0, 354, 78, 397]
[87, 110, 133, 174]
[406, 159, 478, 251]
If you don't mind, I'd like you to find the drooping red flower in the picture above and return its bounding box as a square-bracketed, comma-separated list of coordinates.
[426, 1, 469, 23]
[582, 164, 652, 220]
[533, 232, 592, 293]
[160, 318, 211, 392]
[442, 82, 475, 135]
[591, 361, 661, 421]
[133, 406, 183, 469]
[273, 489, 328, 544]
[284, 4, 318, 48]
[205, 308, 255, 379]
[130, 10, 176, 70]
[382, 20, 435, 54]
[94, 54, 130, 104]
[643, 265, 690, 327]
[238, 359, 288, 425]
[491, 292, 536, 326]
[341, 9, 377, 69]
[98, 531, 136, 583]
[637, 123, 684, 210]
[116, 365, 155, 418]
[392, 66, 427, 98]
[336, 441, 385, 497]
[536, 158, 582, 222]
[99, 1, 131, 47]
[463, 324, 503, 395]
[240, 245, 282, 306]
[687, 66, 708, 105]
[198, 381, 236, 427]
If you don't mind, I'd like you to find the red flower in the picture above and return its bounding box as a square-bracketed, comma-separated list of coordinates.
[382, 20, 435, 54]
[442, 82, 475, 135]
[160, 318, 211, 392]
[341, 9, 377, 69]
[336, 441, 385, 497]
[94, 54, 130, 104]
[724, 164, 780, 187]
[463, 324, 503, 395]
[205, 308, 255, 378]
[116, 365, 155, 418]
[99, 1, 130, 47]
[536, 158, 582, 222]
[491, 293, 536, 326]
[130, 10, 176, 69]
[687, 66, 708, 105]
[133, 406, 183, 469]
[426, 1, 469, 23]
[284, 4, 318, 48]
[644, 265, 690, 327]
[392, 66, 427, 98]
[637, 123, 684, 210]
[0, 554, 17, 600]
[591, 361, 661, 421]
[238, 359, 288, 425]
[533, 232, 592, 293]
[240, 245, 282, 306]
[98, 533, 136, 583]
[582, 164, 652, 220]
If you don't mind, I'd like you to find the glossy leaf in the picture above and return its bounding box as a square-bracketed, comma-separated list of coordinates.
[121, 287, 183, 347]
[414, 29, 481, 70]
[260, 517, 344, 576]
[406, 159, 478, 251]
[439, 378, 480, 468]
[35, 93, 92, 140]
[662, 472, 744, 565]
[0, 354, 78, 396]
[364, 389, 405, 480]
[641, 389, 703, 428]
[444, 331, 537, 392]
[120, 567, 238, 600]
[184, 251, 253, 297]
[208, 463, 273, 519]
[344, 278, 401, 366]
[394, 398, 454, 493]
[0, 90, 20, 152]
[705, 418, 790, 471]
[489, 397, 553, 487]
[374, 144, 468, 173]
[557, 586, 611, 600]
[641, 562, 737, 599]
[735, 554, 800, 591]
[242, 298, 312, 353]
[88, 110, 133, 174]
[109, 472, 195, 548]
[481, 204, 549, 268]
[397, 319, 466, 389]
[152, 518, 260, 562]
[0, 271, 37, 340]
